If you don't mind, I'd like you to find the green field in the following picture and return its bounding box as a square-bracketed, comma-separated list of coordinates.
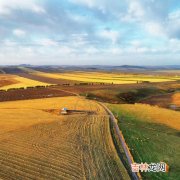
[107, 103, 180, 180]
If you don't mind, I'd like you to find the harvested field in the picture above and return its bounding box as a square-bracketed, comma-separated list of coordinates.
[0, 88, 73, 102]
[0, 97, 130, 179]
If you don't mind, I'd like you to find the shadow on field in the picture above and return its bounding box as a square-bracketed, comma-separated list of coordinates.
[42, 109, 96, 115]
[67, 110, 96, 115]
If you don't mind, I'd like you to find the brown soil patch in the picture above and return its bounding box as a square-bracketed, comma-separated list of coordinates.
[0, 75, 19, 88]
[140, 92, 180, 110]
[0, 88, 73, 102]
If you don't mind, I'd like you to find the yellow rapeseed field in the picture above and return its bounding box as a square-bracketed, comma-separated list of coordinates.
[0, 97, 130, 179]
[0, 75, 51, 90]
[34, 71, 180, 84]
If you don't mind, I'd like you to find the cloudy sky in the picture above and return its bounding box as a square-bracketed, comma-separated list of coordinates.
[0, 0, 180, 65]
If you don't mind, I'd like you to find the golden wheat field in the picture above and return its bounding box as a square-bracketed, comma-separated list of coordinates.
[32, 71, 180, 84]
[172, 93, 180, 106]
[109, 103, 180, 131]
[0, 75, 51, 90]
[0, 97, 130, 179]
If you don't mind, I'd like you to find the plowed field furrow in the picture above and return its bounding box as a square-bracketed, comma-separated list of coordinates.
[0, 150, 81, 178]
[0, 141, 81, 172]
[0, 150, 81, 179]
[0, 140, 80, 163]
[0, 97, 130, 180]
[0, 170, 20, 180]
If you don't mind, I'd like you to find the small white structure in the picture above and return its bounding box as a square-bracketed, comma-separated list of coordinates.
[61, 107, 68, 115]
[169, 104, 177, 110]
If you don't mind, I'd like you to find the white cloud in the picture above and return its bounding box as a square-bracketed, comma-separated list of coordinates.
[13, 29, 26, 37]
[3, 39, 17, 46]
[145, 22, 165, 37]
[70, 0, 95, 8]
[85, 46, 99, 54]
[122, 1, 180, 40]
[169, 38, 180, 53]
[168, 10, 180, 20]
[0, 0, 45, 15]
[120, 1, 145, 22]
[58, 46, 73, 54]
[0, 0, 180, 65]
[32, 5, 46, 14]
[69, 33, 89, 48]
[136, 47, 149, 53]
[167, 9, 180, 39]
[98, 29, 120, 44]
[69, 13, 87, 22]
[38, 38, 58, 46]
[128, 1, 145, 19]
[107, 47, 123, 55]
[69, 0, 111, 13]
[130, 40, 142, 48]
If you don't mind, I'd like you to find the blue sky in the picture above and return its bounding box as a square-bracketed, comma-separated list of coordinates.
[0, 0, 180, 65]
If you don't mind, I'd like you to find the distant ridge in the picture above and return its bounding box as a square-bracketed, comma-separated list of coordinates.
[115, 65, 147, 69]
[0, 65, 180, 73]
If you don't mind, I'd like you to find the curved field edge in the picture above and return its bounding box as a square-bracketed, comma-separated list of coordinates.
[109, 118, 136, 179]
[0, 75, 51, 90]
[107, 103, 180, 180]
[0, 97, 130, 179]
